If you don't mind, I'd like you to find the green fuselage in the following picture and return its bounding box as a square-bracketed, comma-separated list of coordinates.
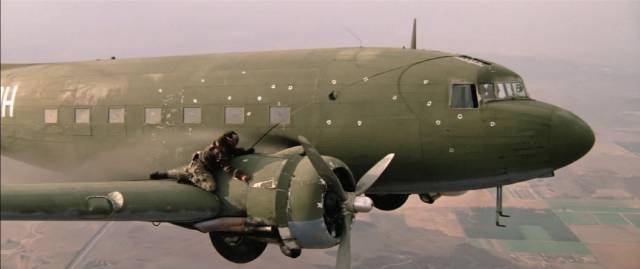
[0, 47, 594, 193]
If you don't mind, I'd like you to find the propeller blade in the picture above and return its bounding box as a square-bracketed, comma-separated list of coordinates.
[336, 215, 353, 269]
[298, 136, 347, 201]
[354, 154, 395, 196]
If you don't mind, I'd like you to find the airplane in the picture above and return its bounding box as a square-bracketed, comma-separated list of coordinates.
[0, 19, 595, 268]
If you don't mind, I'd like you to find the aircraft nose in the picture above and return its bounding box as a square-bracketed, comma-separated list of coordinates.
[550, 109, 595, 168]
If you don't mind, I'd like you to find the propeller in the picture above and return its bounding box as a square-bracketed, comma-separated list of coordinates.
[298, 136, 395, 269]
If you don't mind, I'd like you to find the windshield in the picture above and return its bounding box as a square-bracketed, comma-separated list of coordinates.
[479, 82, 528, 102]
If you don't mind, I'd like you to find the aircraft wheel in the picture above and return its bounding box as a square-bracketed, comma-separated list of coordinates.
[209, 233, 267, 263]
[367, 194, 409, 211]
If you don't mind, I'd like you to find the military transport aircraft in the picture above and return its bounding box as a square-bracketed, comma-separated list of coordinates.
[0, 20, 594, 268]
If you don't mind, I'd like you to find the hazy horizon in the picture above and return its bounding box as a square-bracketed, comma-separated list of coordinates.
[2, 1, 639, 71]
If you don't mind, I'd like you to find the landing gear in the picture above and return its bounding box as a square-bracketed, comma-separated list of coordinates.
[495, 185, 510, 227]
[279, 244, 302, 259]
[366, 194, 408, 211]
[209, 233, 267, 263]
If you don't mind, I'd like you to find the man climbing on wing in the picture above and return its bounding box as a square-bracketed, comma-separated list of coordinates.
[150, 131, 255, 191]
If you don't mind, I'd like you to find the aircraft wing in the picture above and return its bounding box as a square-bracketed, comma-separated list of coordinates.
[1, 181, 220, 222]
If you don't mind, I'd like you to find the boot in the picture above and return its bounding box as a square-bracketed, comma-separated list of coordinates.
[149, 171, 169, 179]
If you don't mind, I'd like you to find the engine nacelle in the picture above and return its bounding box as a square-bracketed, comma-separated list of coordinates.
[204, 146, 354, 251]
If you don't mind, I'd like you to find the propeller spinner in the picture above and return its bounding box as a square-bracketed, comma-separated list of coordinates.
[298, 136, 395, 269]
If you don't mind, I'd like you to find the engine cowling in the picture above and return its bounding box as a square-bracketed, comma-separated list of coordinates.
[203, 146, 355, 252]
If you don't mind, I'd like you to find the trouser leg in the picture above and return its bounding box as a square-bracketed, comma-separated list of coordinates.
[186, 161, 216, 192]
[167, 167, 192, 182]
[150, 167, 191, 182]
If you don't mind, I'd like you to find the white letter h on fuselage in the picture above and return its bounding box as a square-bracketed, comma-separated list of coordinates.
[1, 85, 18, 118]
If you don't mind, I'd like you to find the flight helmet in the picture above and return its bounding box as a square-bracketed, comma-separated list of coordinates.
[222, 131, 239, 147]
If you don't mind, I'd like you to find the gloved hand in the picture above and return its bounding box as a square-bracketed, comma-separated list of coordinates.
[233, 169, 251, 183]
[238, 174, 251, 183]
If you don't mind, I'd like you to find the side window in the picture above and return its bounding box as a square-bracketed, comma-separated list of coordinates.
[270, 106, 291, 125]
[75, 108, 90, 123]
[145, 108, 162, 124]
[225, 106, 245, 125]
[450, 84, 478, 108]
[44, 109, 58, 124]
[183, 107, 202, 124]
[108, 108, 125, 123]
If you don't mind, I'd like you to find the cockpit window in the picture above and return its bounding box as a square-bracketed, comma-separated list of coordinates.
[450, 84, 478, 108]
[496, 83, 506, 98]
[486, 81, 528, 102]
[478, 84, 496, 100]
[512, 82, 527, 97]
[505, 83, 513, 96]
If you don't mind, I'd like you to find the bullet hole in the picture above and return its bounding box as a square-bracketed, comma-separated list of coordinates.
[329, 91, 338, 101]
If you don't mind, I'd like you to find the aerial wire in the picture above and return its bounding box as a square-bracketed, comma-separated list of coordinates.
[342, 25, 363, 48]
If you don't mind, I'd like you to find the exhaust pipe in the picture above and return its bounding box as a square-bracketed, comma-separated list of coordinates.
[194, 217, 273, 233]
[194, 218, 246, 233]
[419, 193, 441, 204]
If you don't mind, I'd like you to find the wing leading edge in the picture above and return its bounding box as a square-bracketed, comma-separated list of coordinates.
[1, 181, 220, 222]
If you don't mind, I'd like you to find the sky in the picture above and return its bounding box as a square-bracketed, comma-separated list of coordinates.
[1, 1, 639, 71]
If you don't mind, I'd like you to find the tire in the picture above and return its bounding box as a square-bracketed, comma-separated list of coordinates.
[367, 194, 409, 211]
[209, 233, 267, 263]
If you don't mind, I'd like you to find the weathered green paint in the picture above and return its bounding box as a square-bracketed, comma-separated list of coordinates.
[243, 154, 288, 221]
[0, 181, 220, 222]
[0, 151, 341, 227]
[288, 158, 331, 222]
[0, 47, 594, 194]
[0, 46, 598, 260]
[222, 152, 348, 224]
[273, 147, 306, 227]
